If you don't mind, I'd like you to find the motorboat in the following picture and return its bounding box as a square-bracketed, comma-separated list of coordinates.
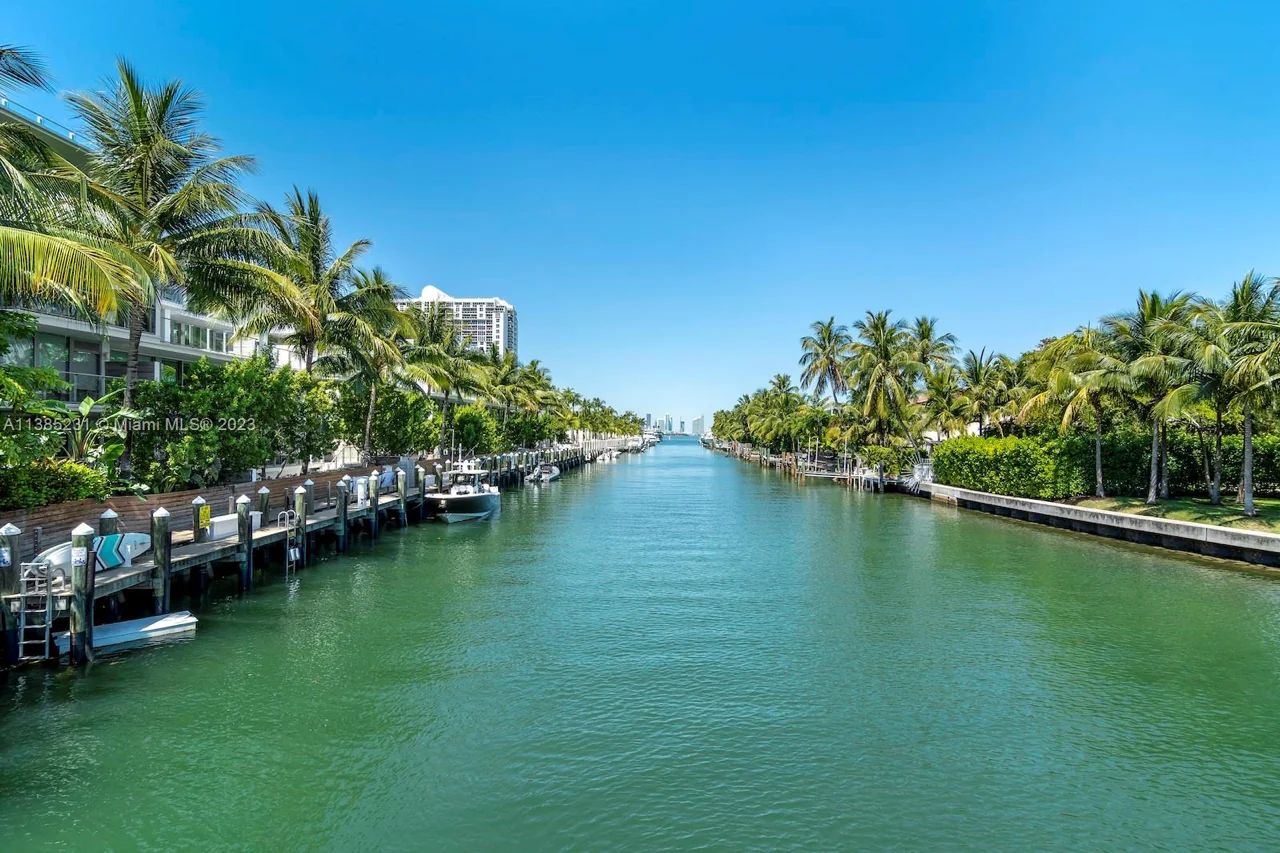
[424, 462, 500, 523]
[54, 611, 197, 656]
[537, 463, 561, 483]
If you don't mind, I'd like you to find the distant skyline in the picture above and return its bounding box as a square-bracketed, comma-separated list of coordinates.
[10, 2, 1280, 417]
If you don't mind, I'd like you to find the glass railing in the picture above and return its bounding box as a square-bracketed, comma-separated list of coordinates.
[0, 97, 90, 149]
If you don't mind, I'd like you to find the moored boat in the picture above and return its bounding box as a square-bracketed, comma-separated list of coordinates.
[538, 463, 561, 483]
[424, 462, 500, 523]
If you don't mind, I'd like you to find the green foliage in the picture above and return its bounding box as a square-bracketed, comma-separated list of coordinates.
[0, 458, 110, 510]
[501, 410, 557, 450]
[933, 435, 1088, 500]
[336, 381, 439, 457]
[857, 444, 914, 473]
[452, 403, 499, 455]
[121, 355, 338, 491]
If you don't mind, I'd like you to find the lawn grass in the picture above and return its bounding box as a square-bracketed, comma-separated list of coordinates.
[1073, 495, 1280, 533]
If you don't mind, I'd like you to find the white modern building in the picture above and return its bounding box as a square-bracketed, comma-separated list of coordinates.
[692, 416, 705, 436]
[400, 285, 518, 357]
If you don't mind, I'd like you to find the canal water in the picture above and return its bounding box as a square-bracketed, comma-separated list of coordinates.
[3, 437, 1280, 849]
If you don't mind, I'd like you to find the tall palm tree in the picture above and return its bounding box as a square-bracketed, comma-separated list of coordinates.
[798, 317, 851, 404]
[921, 365, 968, 440]
[0, 44, 47, 90]
[312, 268, 408, 463]
[400, 302, 485, 454]
[959, 348, 1004, 435]
[1104, 290, 1191, 504]
[847, 310, 921, 457]
[64, 60, 283, 406]
[1218, 272, 1280, 515]
[239, 187, 373, 372]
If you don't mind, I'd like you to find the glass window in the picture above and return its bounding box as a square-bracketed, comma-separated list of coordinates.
[36, 333, 69, 372]
[161, 360, 181, 384]
[184, 325, 207, 349]
[170, 322, 184, 344]
[209, 330, 227, 353]
[0, 334, 33, 367]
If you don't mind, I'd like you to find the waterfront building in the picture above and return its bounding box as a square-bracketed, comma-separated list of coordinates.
[664, 414, 673, 433]
[692, 416, 705, 435]
[399, 285, 518, 357]
[645, 413, 652, 429]
[679, 419, 686, 434]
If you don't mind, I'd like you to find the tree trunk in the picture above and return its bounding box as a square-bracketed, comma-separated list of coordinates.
[1146, 417, 1160, 505]
[1243, 399, 1256, 516]
[1211, 406, 1223, 505]
[118, 304, 148, 478]
[1196, 426, 1212, 498]
[1093, 416, 1105, 498]
[362, 381, 378, 464]
[1159, 422, 1170, 500]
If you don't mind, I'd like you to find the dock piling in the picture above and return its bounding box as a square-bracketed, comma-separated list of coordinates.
[151, 508, 172, 613]
[293, 487, 308, 565]
[396, 468, 407, 525]
[1, 523, 21, 664]
[368, 469, 380, 539]
[336, 479, 349, 552]
[69, 522, 96, 665]
[257, 485, 271, 518]
[235, 496, 252, 592]
[192, 496, 208, 543]
[416, 465, 427, 521]
[304, 479, 315, 516]
[98, 508, 119, 536]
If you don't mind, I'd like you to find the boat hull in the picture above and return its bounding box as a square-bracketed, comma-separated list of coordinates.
[424, 491, 499, 522]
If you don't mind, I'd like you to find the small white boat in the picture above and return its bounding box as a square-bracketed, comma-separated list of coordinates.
[538, 464, 561, 483]
[425, 462, 501, 523]
[54, 610, 198, 655]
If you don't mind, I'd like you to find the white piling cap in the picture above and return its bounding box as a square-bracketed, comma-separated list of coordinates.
[72, 522, 95, 536]
[100, 508, 119, 518]
[415, 465, 425, 473]
[258, 485, 270, 494]
[0, 522, 21, 535]
[191, 496, 206, 505]
[152, 506, 170, 518]
[294, 486, 307, 495]
[341, 474, 351, 482]
[235, 495, 251, 506]
[304, 479, 314, 486]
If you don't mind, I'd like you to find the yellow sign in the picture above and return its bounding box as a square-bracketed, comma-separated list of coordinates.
[199, 504, 211, 529]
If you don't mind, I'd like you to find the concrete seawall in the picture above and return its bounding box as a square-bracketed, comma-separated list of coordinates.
[920, 483, 1280, 569]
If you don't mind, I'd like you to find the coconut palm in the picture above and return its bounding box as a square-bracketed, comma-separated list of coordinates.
[311, 268, 409, 463]
[847, 310, 922, 457]
[798, 317, 851, 404]
[1104, 290, 1192, 504]
[921, 365, 969, 440]
[400, 302, 486, 453]
[908, 316, 958, 376]
[959, 348, 1005, 436]
[0, 44, 47, 90]
[238, 187, 374, 372]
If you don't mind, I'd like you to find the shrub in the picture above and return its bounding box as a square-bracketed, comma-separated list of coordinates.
[0, 459, 110, 510]
[453, 404, 500, 455]
[933, 435, 1086, 500]
[336, 382, 439, 457]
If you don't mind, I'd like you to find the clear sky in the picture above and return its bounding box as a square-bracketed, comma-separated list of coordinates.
[8, 2, 1280, 421]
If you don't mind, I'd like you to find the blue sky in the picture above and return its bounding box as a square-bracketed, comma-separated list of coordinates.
[8, 1, 1280, 422]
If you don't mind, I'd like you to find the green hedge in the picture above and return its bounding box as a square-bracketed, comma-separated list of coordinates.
[933, 430, 1280, 500]
[0, 459, 110, 510]
[932, 435, 1088, 500]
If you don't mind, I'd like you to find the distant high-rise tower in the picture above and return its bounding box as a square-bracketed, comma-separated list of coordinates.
[664, 414, 673, 433]
[692, 415, 705, 435]
[645, 413, 652, 429]
[679, 419, 685, 434]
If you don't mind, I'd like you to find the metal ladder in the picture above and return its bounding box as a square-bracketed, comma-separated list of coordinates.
[278, 511, 300, 576]
[17, 562, 61, 661]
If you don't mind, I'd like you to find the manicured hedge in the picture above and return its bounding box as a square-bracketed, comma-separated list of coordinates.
[0, 459, 110, 510]
[933, 430, 1280, 500]
[932, 436, 1087, 500]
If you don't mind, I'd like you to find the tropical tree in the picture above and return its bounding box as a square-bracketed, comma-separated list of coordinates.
[798, 317, 851, 403]
[238, 187, 373, 372]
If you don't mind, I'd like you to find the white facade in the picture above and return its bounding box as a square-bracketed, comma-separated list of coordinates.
[400, 285, 518, 357]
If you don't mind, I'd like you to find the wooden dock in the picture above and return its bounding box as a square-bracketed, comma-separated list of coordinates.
[1, 441, 627, 668]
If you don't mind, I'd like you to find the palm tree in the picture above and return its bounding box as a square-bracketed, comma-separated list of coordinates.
[798, 317, 851, 404]
[1218, 272, 1280, 515]
[64, 60, 283, 406]
[847, 310, 921, 457]
[400, 302, 485, 454]
[908, 316, 958, 375]
[1104, 290, 1191, 504]
[239, 187, 373, 372]
[921, 365, 968, 440]
[0, 46, 136, 317]
[312, 268, 408, 463]
[959, 348, 1004, 435]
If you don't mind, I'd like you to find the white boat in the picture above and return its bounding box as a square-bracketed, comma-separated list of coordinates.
[424, 462, 501, 523]
[54, 610, 198, 655]
[35, 532, 152, 575]
[538, 464, 561, 483]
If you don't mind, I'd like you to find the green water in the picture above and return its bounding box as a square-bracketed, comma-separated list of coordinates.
[3, 438, 1280, 849]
